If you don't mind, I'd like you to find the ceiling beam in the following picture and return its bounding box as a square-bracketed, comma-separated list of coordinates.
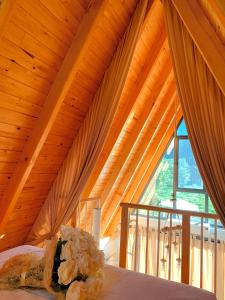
[105, 104, 182, 236]
[0, 0, 110, 232]
[101, 88, 177, 236]
[171, 0, 225, 96]
[81, 0, 166, 200]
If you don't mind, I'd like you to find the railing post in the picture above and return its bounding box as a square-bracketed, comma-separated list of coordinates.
[181, 214, 190, 284]
[119, 205, 129, 268]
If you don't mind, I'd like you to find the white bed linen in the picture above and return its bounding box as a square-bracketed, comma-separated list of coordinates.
[0, 245, 217, 300]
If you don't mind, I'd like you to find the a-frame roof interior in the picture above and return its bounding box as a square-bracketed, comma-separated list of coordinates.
[0, 0, 224, 251]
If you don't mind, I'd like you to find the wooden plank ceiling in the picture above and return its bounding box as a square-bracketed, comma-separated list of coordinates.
[0, 0, 138, 250]
[0, 0, 223, 250]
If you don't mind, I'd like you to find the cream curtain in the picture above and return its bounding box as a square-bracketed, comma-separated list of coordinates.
[163, 1, 225, 225]
[127, 225, 225, 300]
[27, 0, 148, 244]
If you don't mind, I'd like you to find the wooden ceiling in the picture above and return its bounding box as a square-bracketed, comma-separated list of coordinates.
[0, 0, 224, 250]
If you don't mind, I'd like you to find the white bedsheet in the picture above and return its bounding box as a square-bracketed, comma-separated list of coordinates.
[0, 245, 217, 300]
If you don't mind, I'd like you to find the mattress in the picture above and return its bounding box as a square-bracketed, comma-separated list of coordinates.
[0, 245, 217, 300]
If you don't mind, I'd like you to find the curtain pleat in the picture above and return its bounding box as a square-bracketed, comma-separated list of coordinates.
[27, 0, 148, 244]
[163, 0, 225, 225]
[127, 225, 225, 300]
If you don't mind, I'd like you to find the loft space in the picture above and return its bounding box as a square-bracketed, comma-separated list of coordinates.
[0, 1, 224, 300]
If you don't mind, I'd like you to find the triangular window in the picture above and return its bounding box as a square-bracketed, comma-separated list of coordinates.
[140, 119, 215, 214]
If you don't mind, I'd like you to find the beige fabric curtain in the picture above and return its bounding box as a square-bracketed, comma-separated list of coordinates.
[163, 1, 225, 225]
[127, 225, 225, 300]
[27, 0, 148, 244]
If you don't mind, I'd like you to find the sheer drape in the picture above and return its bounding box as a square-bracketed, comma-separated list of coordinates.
[163, 1, 225, 225]
[128, 225, 225, 300]
[27, 0, 148, 244]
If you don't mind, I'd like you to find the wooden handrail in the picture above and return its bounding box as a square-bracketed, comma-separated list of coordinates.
[120, 202, 219, 220]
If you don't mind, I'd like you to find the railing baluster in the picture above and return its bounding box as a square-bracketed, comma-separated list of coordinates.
[157, 212, 161, 277]
[134, 209, 139, 272]
[214, 219, 217, 295]
[119, 205, 129, 268]
[181, 214, 190, 284]
[200, 217, 204, 288]
[145, 210, 150, 274]
[168, 213, 172, 280]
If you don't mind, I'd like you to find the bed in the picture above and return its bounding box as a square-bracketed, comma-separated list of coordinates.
[0, 245, 216, 300]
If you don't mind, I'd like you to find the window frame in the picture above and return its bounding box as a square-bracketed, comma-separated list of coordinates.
[139, 118, 212, 214]
[173, 121, 209, 213]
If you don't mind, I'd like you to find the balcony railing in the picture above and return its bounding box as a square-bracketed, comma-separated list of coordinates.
[119, 203, 224, 299]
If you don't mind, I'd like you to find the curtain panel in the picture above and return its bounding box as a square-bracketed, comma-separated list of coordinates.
[163, 0, 225, 225]
[127, 225, 225, 300]
[27, 0, 148, 244]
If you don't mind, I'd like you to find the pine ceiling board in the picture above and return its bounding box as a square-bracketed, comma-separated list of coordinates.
[0, 73, 47, 105]
[11, 5, 69, 57]
[39, 0, 84, 33]
[0, 150, 21, 163]
[0, 38, 58, 83]
[0, 162, 17, 174]
[0, 0, 141, 250]
[44, 133, 73, 149]
[39, 143, 72, 157]
[49, 123, 78, 140]
[5, 22, 62, 71]
[0, 123, 31, 141]
[59, 0, 88, 14]
[0, 174, 12, 186]
[0, 91, 42, 118]
[0, 107, 37, 130]
[18, 0, 74, 43]
[0, 136, 28, 152]
[0, 55, 52, 94]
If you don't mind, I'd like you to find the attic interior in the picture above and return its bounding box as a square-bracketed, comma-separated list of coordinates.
[0, 0, 224, 300]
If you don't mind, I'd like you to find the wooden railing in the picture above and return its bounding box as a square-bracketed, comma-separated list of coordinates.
[119, 203, 221, 292]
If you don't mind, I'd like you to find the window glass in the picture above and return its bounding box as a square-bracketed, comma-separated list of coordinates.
[178, 139, 203, 190]
[176, 191, 205, 212]
[177, 119, 188, 136]
[208, 197, 216, 214]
